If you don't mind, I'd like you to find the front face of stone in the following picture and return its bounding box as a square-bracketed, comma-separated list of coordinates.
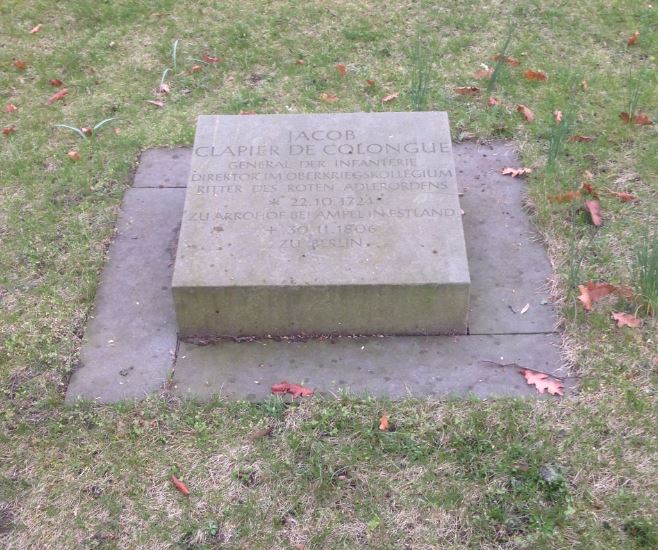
[172, 112, 470, 336]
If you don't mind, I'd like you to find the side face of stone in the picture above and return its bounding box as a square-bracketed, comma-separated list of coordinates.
[172, 112, 470, 336]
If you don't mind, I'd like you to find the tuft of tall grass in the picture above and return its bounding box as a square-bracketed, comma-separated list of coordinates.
[408, 33, 432, 111]
[485, 25, 514, 96]
[633, 231, 658, 316]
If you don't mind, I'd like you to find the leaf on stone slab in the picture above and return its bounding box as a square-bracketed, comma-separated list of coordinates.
[501, 167, 532, 177]
[584, 199, 602, 226]
[627, 31, 640, 46]
[568, 135, 594, 142]
[4, 104, 18, 113]
[577, 281, 616, 311]
[516, 104, 534, 122]
[610, 191, 637, 202]
[170, 475, 190, 496]
[336, 63, 347, 77]
[47, 88, 68, 105]
[455, 86, 479, 96]
[271, 381, 314, 398]
[320, 92, 338, 103]
[611, 311, 641, 328]
[523, 69, 547, 81]
[382, 92, 400, 103]
[520, 369, 564, 396]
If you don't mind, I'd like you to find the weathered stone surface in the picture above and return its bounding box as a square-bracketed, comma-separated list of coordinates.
[172, 112, 470, 337]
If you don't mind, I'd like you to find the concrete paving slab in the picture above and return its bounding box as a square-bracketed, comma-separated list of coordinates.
[133, 147, 191, 188]
[174, 334, 565, 400]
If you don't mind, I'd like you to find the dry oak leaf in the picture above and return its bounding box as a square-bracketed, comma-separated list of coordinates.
[202, 54, 222, 63]
[455, 86, 479, 96]
[501, 167, 532, 177]
[569, 135, 595, 142]
[3, 126, 16, 136]
[295, 59, 305, 65]
[239, 110, 257, 115]
[13, 59, 27, 70]
[67, 149, 81, 161]
[146, 99, 164, 108]
[520, 369, 564, 396]
[320, 92, 338, 103]
[610, 191, 637, 202]
[553, 110, 563, 123]
[382, 92, 400, 103]
[4, 104, 18, 113]
[49, 78, 63, 86]
[523, 69, 548, 81]
[366, 79, 375, 87]
[516, 104, 534, 122]
[633, 112, 653, 125]
[158, 83, 170, 95]
[81, 127, 93, 137]
[627, 31, 640, 46]
[584, 199, 602, 226]
[577, 281, 616, 311]
[487, 97, 502, 106]
[170, 475, 190, 496]
[47, 88, 68, 105]
[612, 311, 641, 328]
[492, 54, 520, 67]
[336, 63, 347, 77]
[271, 381, 314, 398]
[29, 24, 42, 34]
[580, 181, 598, 198]
[548, 190, 581, 203]
[619, 112, 631, 123]
[474, 68, 493, 79]
[379, 414, 389, 432]
[190, 64, 202, 73]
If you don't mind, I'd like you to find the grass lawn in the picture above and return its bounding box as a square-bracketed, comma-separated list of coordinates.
[1, 0, 657, 548]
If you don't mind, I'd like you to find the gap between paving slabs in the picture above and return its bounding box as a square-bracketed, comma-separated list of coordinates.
[66, 142, 568, 404]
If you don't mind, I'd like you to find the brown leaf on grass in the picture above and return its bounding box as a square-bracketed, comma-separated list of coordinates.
[520, 369, 564, 396]
[487, 97, 502, 106]
[612, 311, 641, 328]
[378, 414, 389, 431]
[239, 110, 256, 115]
[619, 112, 631, 123]
[190, 64, 202, 73]
[114, 127, 121, 135]
[584, 199, 602, 226]
[4, 104, 18, 113]
[516, 104, 534, 122]
[501, 167, 532, 177]
[271, 381, 314, 398]
[633, 112, 653, 125]
[3, 126, 16, 136]
[80, 127, 92, 137]
[295, 59, 305, 65]
[202, 54, 222, 63]
[523, 69, 547, 81]
[366, 79, 375, 87]
[30, 24, 42, 34]
[474, 68, 493, 79]
[13, 59, 27, 70]
[67, 149, 81, 161]
[146, 99, 164, 108]
[580, 182, 598, 198]
[577, 281, 616, 311]
[50, 78, 63, 86]
[320, 92, 338, 103]
[548, 190, 581, 203]
[610, 191, 637, 202]
[170, 475, 190, 496]
[492, 54, 520, 67]
[569, 135, 595, 142]
[553, 110, 563, 123]
[336, 63, 347, 76]
[247, 425, 273, 442]
[158, 83, 170, 95]
[627, 31, 640, 46]
[581, 79, 588, 91]
[455, 86, 479, 96]
[382, 92, 400, 103]
[47, 88, 68, 105]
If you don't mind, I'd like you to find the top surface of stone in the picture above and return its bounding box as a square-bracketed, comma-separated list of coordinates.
[173, 112, 469, 288]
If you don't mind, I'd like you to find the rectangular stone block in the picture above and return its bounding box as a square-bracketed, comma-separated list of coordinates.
[172, 112, 470, 337]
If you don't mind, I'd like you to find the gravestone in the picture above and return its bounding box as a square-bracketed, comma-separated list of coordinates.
[172, 112, 470, 337]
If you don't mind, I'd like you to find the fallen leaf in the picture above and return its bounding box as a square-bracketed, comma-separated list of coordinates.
[158, 83, 170, 94]
[548, 190, 581, 203]
[584, 199, 602, 226]
[580, 182, 598, 198]
[611, 311, 641, 328]
[520, 303, 530, 315]
[47, 88, 68, 105]
[3, 126, 16, 136]
[4, 104, 18, 113]
[382, 92, 400, 103]
[49, 78, 63, 86]
[633, 112, 653, 125]
[114, 127, 121, 135]
[501, 167, 532, 177]
[13, 59, 27, 70]
[619, 112, 631, 123]
[271, 381, 314, 398]
[320, 92, 338, 103]
[295, 59, 305, 65]
[569, 135, 595, 142]
[577, 281, 616, 311]
[146, 99, 164, 108]
[202, 54, 222, 63]
[473, 68, 493, 79]
[455, 86, 479, 96]
[487, 97, 502, 106]
[67, 149, 81, 161]
[516, 104, 534, 122]
[553, 110, 563, 123]
[190, 64, 202, 73]
[366, 79, 375, 87]
[520, 369, 564, 396]
[30, 24, 42, 34]
[581, 79, 588, 91]
[247, 425, 273, 442]
[81, 127, 93, 137]
[583, 170, 594, 180]
[524, 69, 547, 81]
[610, 191, 637, 202]
[170, 475, 190, 496]
[239, 110, 256, 115]
[492, 54, 520, 66]
[615, 285, 634, 299]
[627, 31, 640, 46]
[378, 414, 389, 431]
[336, 63, 347, 77]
